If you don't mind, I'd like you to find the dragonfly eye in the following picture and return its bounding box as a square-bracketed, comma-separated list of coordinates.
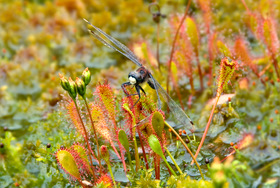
[140, 70, 145, 74]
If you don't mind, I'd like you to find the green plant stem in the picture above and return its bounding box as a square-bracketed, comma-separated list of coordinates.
[107, 162, 117, 188]
[127, 148, 134, 173]
[82, 96, 102, 170]
[191, 95, 220, 165]
[271, 53, 280, 79]
[164, 146, 183, 175]
[164, 121, 204, 179]
[133, 134, 140, 171]
[161, 155, 176, 176]
[73, 100, 96, 181]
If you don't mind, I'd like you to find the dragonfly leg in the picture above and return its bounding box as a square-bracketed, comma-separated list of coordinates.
[121, 81, 132, 96]
[133, 85, 141, 107]
[147, 79, 155, 89]
[138, 85, 146, 96]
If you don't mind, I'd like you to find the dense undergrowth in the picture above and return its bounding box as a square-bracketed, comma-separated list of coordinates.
[0, 0, 280, 187]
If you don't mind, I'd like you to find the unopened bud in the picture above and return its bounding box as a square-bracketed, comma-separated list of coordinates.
[59, 73, 70, 91]
[68, 78, 77, 100]
[75, 77, 86, 97]
[100, 145, 110, 162]
[82, 67, 91, 86]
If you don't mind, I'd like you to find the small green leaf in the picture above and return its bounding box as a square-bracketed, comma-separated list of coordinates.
[151, 111, 165, 139]
[56, 149, 81, 181]
[148, 134, 164, 158]
[148, 135, 177, 176]
[118, 130, 130, 152]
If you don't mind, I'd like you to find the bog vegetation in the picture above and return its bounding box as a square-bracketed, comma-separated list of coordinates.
[0, 0, 280, 187]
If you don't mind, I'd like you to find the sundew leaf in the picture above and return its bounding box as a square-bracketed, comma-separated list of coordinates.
[263, 18, 279, 54]
[118, 130, 129, 152]
[96, 83, 116, 123]
[56, 149, 81, 181]
[245, 13, 258, 37]
[148, 134, 164, 158]
[151, 111, 164, 140]
[66, 101, 86, 137]
[185, 17, 200, 54]
[91, 105, 112, 143]
[71, 144, 94, 175]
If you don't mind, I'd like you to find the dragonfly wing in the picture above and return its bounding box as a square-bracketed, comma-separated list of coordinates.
[151, 78, 194, 130]
[84, 19, 142, 67]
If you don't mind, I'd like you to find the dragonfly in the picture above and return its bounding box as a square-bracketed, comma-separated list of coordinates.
[84, 19, 194, 130]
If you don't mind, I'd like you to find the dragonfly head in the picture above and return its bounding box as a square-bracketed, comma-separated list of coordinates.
[128, 67, 150, 85]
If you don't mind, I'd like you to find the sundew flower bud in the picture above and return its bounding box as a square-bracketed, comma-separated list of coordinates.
[59, 73, 70, 91]
[68, 78, 77, 100]
[75, 77, 86, 97]
[100, 145, 110, 162]
[82, 67, 91, 86]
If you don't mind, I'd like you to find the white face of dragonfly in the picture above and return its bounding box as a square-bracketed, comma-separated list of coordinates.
[129, 76, 137, 85]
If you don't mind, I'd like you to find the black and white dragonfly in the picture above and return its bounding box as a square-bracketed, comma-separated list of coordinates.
[84, 19, 194, 130]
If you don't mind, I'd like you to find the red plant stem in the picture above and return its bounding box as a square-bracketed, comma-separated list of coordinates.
[153, 155, 159, 179]
[73, 100, 96, 181]
[189, 72, 195, 94]
[165, 162, 172, 176]
[166, 0, 192, 95]
[191, 95, 220, 165]
[240, 0, 251, 13]
[137, 128, 149, 169]
[157, 155, 160, 178]
[83, 97, 102, 170]
[195, 52, 204, 91]
[156, 22, 161, 71]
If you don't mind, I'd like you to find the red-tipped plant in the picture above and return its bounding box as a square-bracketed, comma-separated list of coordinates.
[93, 83, 127, 172]
[192, 57, 237, 164]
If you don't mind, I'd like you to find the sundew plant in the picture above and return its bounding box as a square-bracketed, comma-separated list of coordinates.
[0, 0, 280, 187]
